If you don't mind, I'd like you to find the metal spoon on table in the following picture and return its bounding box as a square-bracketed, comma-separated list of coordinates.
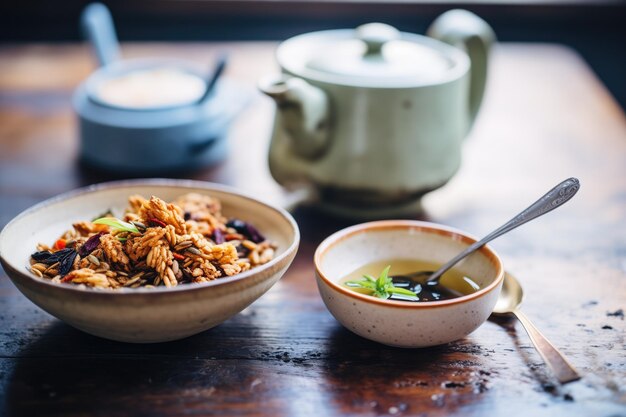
[493, 272, 581, 383]
[391, 177, 581, 301]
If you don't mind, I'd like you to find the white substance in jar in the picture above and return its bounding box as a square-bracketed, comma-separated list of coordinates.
[96, 68, 206, 108]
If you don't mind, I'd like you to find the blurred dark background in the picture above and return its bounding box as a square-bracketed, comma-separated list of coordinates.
[1, 0, 625, 109]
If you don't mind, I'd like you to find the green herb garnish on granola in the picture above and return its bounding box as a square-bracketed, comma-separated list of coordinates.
[93, 217, 140, 234]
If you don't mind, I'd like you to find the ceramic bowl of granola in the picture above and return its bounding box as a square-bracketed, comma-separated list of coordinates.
[0, 179, 299, 343]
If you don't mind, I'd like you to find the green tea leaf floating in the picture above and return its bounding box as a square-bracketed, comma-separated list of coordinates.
[376, 265, 390, 293]
[387, 287, 420, 296]
[93, 217, 140, 234]
[345, 265, 419, 301]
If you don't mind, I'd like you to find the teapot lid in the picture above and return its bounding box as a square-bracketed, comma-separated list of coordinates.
[276, 23, 468, 88]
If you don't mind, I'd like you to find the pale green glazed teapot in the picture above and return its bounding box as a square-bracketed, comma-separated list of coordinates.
[259, 10, 495, 217]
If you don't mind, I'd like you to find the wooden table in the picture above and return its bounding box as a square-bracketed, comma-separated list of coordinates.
[0, 43, 625, 417]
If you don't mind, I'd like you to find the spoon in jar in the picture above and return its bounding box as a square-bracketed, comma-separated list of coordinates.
[391, 177, 580, 301]
[197, 53, 228, 104]
[493, 272, 581, 383]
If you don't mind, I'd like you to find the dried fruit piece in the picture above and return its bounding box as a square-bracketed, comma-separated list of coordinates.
[212, 228, 225, 244]
[58, 250, 78, 276]
[147, 218, 167, 228]
[31, 251, 53, 262]
[32, 248, 79, 276]
[78, 232, 104, 257]
[244, 223, 265, 243]
[31, 248, 75, 265]
[226, 219, 265, 243]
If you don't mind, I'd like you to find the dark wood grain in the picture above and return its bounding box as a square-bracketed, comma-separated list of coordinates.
[0, 42, 625, 417]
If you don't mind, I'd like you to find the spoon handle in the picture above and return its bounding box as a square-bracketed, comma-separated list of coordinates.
[198, 53, 229, 104]
[513, 309, 581, 383]
[80, 3, 120, 67]
[428, 178, 580, 282]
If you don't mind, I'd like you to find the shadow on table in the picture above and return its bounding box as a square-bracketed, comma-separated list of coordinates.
[3, 313, 562, 416]
[75, 158, 228, 185]
[2, 321, 280, 417]
[318, 324, 496, 414]
[488, 315, 561, 393]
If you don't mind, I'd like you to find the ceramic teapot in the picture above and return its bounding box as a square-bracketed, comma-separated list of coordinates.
[259, 10, 495, 217]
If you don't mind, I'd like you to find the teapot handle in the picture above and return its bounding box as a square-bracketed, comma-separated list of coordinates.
[427, 9, 495, 129]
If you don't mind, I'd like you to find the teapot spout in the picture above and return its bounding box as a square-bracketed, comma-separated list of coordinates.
[259, 75, 330, 159]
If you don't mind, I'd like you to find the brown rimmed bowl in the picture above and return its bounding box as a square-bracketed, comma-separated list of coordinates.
[314, 220, 504, 347]
[0, 179, 299, 343]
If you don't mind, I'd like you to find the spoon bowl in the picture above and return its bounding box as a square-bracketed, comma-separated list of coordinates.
[492, 272, 580, 383]
[493, 271, 524, 314]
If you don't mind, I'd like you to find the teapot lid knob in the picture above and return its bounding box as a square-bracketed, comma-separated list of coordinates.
[356, 23, 401, 56]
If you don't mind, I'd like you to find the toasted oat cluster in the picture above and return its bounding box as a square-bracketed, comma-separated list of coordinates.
[29, 194, 276, 289]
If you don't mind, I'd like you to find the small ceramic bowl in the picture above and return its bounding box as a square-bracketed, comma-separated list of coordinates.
[74, 59, 249, 175]
[314, 220, 504, 348]
[0, 179, 299, 343]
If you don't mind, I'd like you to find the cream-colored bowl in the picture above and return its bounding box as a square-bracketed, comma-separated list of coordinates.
[314, 220, 504, 348]
[0, 179, 299, 343]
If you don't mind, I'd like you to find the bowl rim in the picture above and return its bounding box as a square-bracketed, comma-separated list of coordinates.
[84, 58, 207, 112]
[0, 178, 300, 298]
[314, 220, 504, 309]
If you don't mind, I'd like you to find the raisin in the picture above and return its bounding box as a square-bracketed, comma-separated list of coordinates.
[212, 228, 225, 244]
[226, 219, 265, 243]
[147, 218, 167, 228]
[78, 232, 104, 257]
[59, 250, 78, 276]
[31, 251, 53, 262]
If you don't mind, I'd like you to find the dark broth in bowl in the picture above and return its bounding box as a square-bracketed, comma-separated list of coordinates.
[341, 259, 481, 302]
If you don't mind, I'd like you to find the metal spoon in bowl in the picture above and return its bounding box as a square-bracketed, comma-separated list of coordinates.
[80, 2, 121, 67]
[493, 272, 581, 383]
[197, 53, 228, 104]
[391, 177, 580, 300]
